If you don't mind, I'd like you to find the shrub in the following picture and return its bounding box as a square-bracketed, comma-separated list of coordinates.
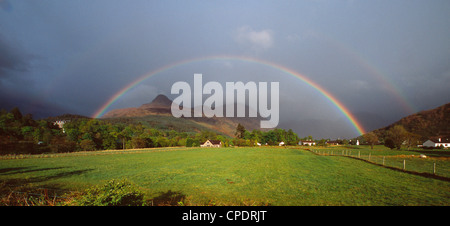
[131, 137, 147, 149]
[384, 138, 396, 150]
[80, 139, 96, 151]
[50, 136, 77, 153]
[70, 179, 144, 206]
[185, 138, 194, 147]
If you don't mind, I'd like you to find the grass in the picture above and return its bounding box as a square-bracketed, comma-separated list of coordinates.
[313, 145, 450, 178]
[0, 146, 449, 206]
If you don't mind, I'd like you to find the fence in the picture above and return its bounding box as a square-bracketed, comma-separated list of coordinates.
[309, 149, 450, 179]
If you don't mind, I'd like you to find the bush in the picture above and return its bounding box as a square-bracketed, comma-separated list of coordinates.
[384, 138, 396, 150]
[80, 139, 96, 151]
[70, 179, 144, 206]
[131, 137, 147, 149]
[185, 138, 194, 147]
[50, 136, 77, 153]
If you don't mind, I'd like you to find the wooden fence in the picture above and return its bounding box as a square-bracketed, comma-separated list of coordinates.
[309, 149, 450, 180]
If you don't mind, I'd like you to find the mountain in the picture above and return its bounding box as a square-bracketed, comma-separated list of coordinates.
[371, 102, 450, 140]
[102, 94, 172, 118]
[101, 94, 266, 137]
[140, 94, 173, 111]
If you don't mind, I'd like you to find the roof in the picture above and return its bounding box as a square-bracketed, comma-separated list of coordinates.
[428, 137, 450, 143]
[326, 140, 340, 143]
[207, 140, 222, 145]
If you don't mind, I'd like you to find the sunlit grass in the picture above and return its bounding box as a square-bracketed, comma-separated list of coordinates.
[0, 147, 449, 205]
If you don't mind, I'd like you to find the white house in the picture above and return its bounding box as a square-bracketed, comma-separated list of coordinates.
[300, 140, 316, 146]
[279, 141, 285, 146]
[54, 120, 68, 133]
[200, 140, 222, 148]
[423, 137, 450, 149]
[326, 140, 339, 145]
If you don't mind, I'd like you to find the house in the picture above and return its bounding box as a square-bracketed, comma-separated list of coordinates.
[423, 137, 450, 149]
[326, 140, 340, 145]
[200, 140, 222, 148]
[279, 141, 285, 146]
[300, 140, 316, 146]
[53, 120, 68, 133]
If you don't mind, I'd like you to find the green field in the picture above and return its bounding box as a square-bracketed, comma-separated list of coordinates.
[0, 146, 449, 206]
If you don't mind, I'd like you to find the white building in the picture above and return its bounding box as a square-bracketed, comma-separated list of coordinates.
[200, 140, 222, 148]
[300, 140, 316, 146]
[423, 137, 450, 149]
[54, 120, 68, 133]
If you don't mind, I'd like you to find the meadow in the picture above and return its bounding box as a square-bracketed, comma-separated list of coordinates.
[0, 146, 449, 206]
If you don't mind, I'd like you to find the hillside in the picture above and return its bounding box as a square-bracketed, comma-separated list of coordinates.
[101, 94, 266, 137]
[102, 94, 173, 118]
[45, 114, 91, 121]
[371, 102, 450, 140]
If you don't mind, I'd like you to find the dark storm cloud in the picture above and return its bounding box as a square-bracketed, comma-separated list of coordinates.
[0, 35, 31, 76]
[0, 0, 12, 11]
[0, 1, 449, 138]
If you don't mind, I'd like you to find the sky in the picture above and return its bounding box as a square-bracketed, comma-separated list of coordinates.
[1, 0, 449, 139]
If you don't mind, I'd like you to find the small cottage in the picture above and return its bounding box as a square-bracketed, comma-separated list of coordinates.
[326, 140, 340, 145]
[300, 140, 316, 146]
[200, 140, 222, 148]
[423, 137, 450, 149]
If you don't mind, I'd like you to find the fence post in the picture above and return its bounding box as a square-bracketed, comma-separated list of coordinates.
[382, 156, 385, 166]
[403, 160, 406, 170]
[433, 162, 436, 175]
[369, 153, 371, 161]
[358, 151, 360, 158]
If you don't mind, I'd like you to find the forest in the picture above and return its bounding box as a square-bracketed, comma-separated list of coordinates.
[0, 107, 300, 155]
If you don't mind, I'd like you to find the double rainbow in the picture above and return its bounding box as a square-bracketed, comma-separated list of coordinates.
[92, 55, 366, 135]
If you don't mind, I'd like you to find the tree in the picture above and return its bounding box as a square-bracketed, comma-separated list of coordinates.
[385, 125, 407, 150]
[263, 130, 276, 145]
[250, 130, 262, 143]
[50, 136, 77, 153]
[196, 130, 217, 143]
[131, 137, 147, 149]
[384, 138, 396, 149]
[10, 107, 23, 121]
[155, 136, 169, 147]
[185, 138, 194, 147]
[286, 129, 299, 145]
[235, 123, 246, 139]
[80, 139, 96, 151]
[363, 132, 378, 149]
[404, 132, 421, 150]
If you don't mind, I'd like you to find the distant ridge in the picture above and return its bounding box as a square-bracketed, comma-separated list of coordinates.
[45, 114, 91, 121]
[371, 102, 450, 140]
[101, 94, 172, 118]
[101, 94, 267, 137]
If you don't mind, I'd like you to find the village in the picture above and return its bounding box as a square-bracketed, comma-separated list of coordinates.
[198, 136, 449, 149]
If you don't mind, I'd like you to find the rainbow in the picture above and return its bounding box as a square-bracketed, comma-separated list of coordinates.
[92, 55, 366, 135]
[313, 32, 416, 114]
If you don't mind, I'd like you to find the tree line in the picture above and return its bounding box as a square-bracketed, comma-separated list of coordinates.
[0, 108, 301, 155]
[362, 125, 423, 150]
